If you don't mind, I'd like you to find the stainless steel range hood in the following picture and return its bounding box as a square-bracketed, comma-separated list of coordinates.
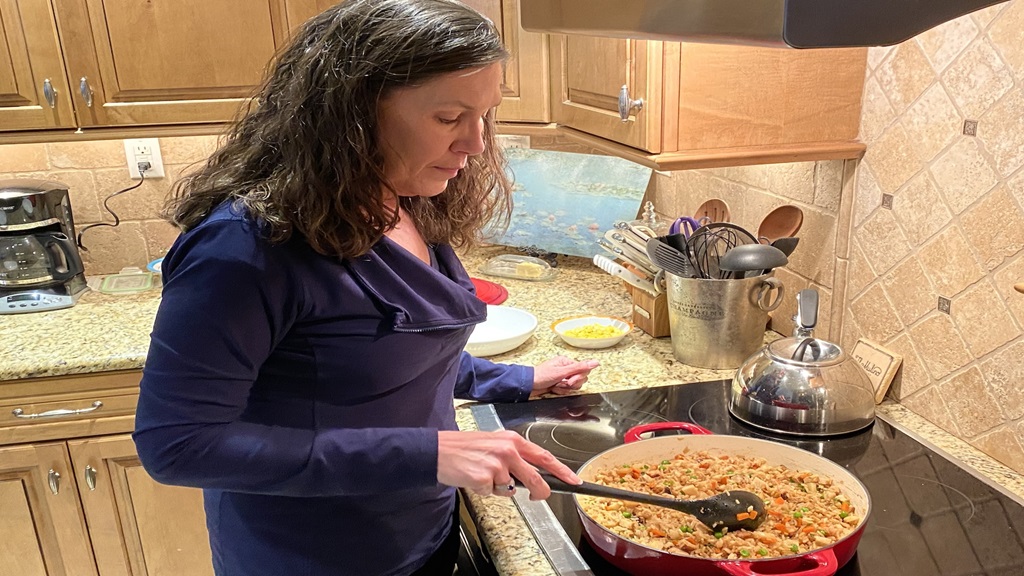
[520, 0, 1009, 48]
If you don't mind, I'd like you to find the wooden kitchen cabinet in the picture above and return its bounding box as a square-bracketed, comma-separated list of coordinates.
[1, 0, 324, 133]
[461, 0, 550, 122]
[1, 0, 550, 135]
[50, 0, 317, 129]
[0, 443, 97, 576]
[69, 436, 213, 576]
[551, 35, 663, 152]
[550, 34, 869, 169]
[0, 0, 77, 131]
[1, 371, 212, 576]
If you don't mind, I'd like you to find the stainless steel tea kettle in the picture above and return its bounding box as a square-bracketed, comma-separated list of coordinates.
[729, 289, 875, 436]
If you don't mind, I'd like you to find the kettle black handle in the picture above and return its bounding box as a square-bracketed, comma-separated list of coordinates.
[795, 289, 818, 334]
[792, 337, 822, 361]
[41, 232, 84, 282]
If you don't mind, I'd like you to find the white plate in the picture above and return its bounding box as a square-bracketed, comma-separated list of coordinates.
[465, 305, 537, 357]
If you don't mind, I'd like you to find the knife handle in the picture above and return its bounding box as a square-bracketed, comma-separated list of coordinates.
[593, 255, 658, 295]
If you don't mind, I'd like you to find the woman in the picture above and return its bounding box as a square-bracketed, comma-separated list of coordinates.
[133, 1, 597, 575]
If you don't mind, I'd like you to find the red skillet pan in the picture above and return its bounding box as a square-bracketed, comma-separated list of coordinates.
[571, 422, 871, 576]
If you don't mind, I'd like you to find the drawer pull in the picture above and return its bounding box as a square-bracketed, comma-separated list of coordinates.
[12, 400, 103, 419]
[85, 465, 98, 491]
[48, 469, 61, 495]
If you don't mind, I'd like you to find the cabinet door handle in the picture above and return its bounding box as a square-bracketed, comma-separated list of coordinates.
[48, 469, 61, 495]
[79, 77, 94, 107]
[85, 465, 98, 491]
[617, 85, 643, 122]
[12, 400, 103, 419]
[43, 79, 57, 108]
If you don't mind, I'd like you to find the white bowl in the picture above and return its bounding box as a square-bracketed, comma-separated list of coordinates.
[551, 315, 632, 349]
[465, 305, 538, 357]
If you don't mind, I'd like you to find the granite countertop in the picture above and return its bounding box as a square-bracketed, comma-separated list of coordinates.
[3, 246, 1023, 576]
[0, 282, 160, 381]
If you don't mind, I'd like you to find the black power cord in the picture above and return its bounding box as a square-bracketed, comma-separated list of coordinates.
[77, 162, 150, 252]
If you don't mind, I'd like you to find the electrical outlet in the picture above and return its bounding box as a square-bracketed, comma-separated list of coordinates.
[123, 138, 165, 179]
[497, 134, 531, 149]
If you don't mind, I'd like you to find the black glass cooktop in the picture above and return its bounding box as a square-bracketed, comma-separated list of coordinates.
[473, 380, 1024, 576]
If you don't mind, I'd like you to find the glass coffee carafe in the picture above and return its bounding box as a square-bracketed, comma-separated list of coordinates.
[0, 231, 84, 287]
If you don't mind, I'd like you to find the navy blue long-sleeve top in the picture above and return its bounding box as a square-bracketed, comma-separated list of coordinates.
[133, 202, 533, 575]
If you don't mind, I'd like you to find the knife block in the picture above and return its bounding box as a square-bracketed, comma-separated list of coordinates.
[623, 282, 671, 338]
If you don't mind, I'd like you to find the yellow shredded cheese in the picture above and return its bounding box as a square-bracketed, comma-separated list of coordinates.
[564, 323, 624, 339]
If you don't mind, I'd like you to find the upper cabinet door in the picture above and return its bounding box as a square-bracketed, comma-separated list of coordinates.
[548, 35, 866, 166]
[51, 0, 294, 127]
[461, 0, 549, 123]
[551, 34, 662, 152]
[0, 0, 76, 130]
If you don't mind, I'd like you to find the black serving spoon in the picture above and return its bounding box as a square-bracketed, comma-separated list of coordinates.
[719, 243, 789, 279]
[527, 472, 767, 532]
[771, 236, 800, 258]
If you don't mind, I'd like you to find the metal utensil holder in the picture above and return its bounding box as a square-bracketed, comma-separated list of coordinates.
[665, 272, 784, 369]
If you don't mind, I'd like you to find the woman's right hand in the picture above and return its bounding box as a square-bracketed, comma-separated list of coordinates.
[437, 430, 580, 500]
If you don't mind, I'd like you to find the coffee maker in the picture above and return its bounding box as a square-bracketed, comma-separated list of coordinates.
[0, 179, 88, 314]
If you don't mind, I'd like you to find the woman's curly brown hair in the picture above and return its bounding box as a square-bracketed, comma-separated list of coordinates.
[165, 0, 512, 258]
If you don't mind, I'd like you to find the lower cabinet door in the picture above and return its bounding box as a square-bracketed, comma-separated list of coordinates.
[68, 435, 214, 576]
[0, 443, 97, 576]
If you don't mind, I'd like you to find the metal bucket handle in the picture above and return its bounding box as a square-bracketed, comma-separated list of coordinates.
[756, 277, 785, 311]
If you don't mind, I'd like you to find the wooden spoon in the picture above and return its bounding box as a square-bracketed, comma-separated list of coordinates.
[694, 198, 731, 224]
[757, 205, 804, 244]
[1015, 283, 1024, 294]
[534, 472, 767, 532]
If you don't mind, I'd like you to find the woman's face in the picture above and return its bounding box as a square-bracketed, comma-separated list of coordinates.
[377, 62, 504, 199]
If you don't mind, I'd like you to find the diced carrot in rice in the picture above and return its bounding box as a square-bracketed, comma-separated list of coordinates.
[578, 450, 859, 561]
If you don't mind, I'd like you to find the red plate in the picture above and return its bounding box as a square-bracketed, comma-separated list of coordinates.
[470, 277, 508, 305]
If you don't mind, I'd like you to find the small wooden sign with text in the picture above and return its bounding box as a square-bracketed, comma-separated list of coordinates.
[851, 339, 902, 404]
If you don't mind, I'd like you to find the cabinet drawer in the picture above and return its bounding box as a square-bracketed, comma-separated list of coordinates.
[1, 393, 139, 427]
[0, 371, 142, 445]
[0, 393, 139, 445]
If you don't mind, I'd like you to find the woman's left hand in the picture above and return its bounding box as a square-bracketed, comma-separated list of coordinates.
[531, 356, 600, 398]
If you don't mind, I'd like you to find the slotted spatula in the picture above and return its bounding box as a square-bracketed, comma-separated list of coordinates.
[694, 198, 731, 224]
[646, 236, 696, 278]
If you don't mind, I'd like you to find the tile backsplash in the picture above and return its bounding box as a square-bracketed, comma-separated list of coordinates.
[850, 2, 1024, 473]
[644, 2, 1024, 476]
[0, 136, 221, 275]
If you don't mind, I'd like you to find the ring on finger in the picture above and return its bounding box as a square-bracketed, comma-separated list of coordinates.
[492, 482, 515, 494]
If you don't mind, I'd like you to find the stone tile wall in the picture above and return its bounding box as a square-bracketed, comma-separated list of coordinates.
[848, 2, 1024, 473]
[0, 136, 221, 275]
[640, 2, 1024, 476]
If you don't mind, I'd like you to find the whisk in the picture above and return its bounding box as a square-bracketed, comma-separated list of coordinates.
[686, 223, 757, 279]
